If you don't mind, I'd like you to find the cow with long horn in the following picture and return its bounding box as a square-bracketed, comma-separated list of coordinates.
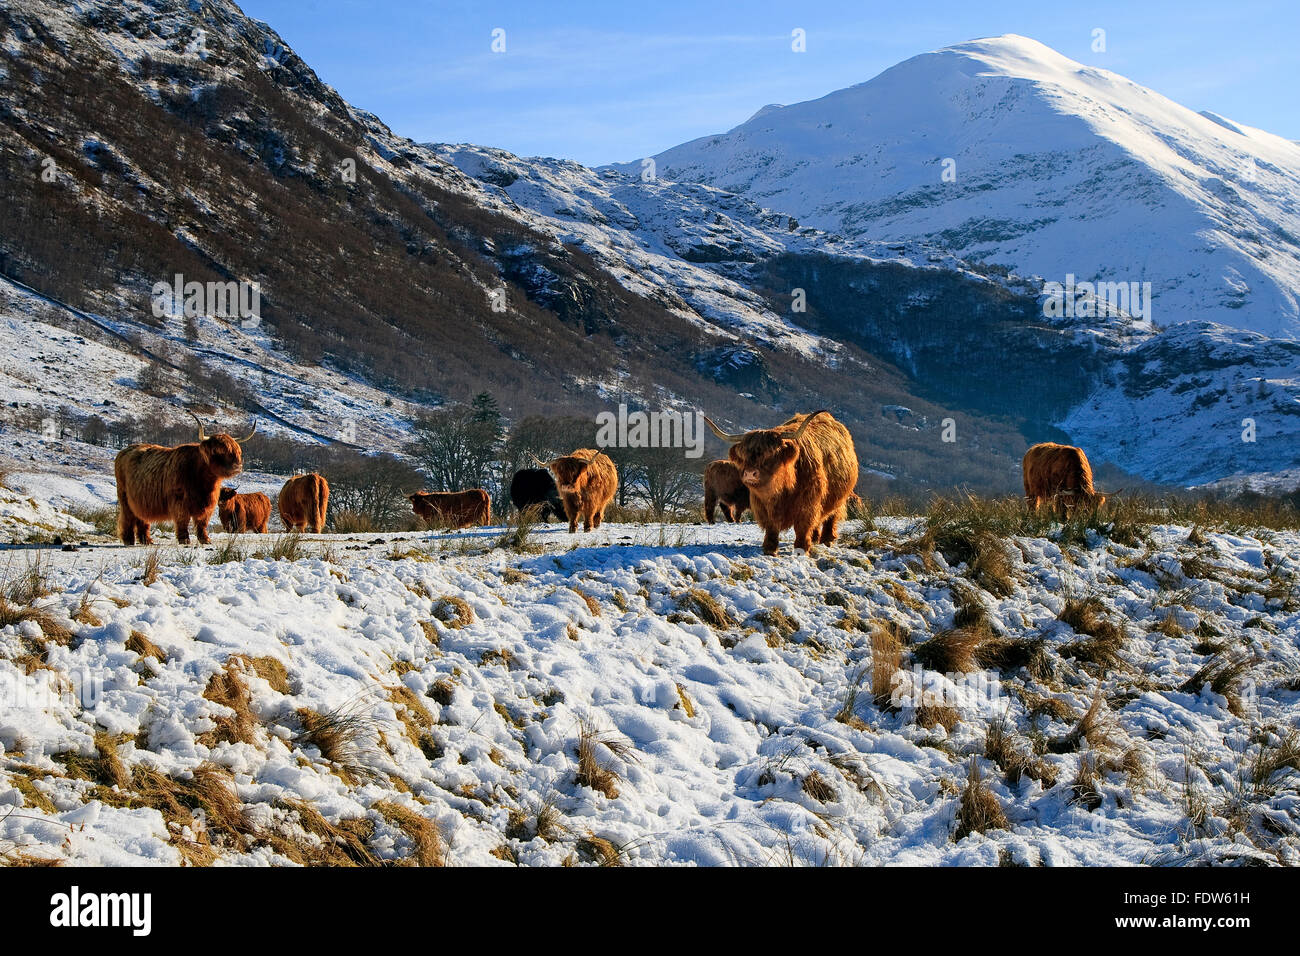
[114, 413, 257, 545]
[540, 449, 618, 533]
[704, 410, 859, 556]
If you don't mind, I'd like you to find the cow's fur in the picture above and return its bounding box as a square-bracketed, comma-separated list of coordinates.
[115, 434, 244, 545]
[703, 459, 750, 523]
[715, 411, 858, 555]
[509, 468, 564, 521]
[408, 489, 491, 529]
[1022, 442, 1107, 518]
[217, 487, 271, 533]
[278, 473, 330, 533]
[549, 449, 618, 533]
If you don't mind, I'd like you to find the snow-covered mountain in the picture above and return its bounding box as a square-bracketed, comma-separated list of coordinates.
[627, 35, 1300, 341]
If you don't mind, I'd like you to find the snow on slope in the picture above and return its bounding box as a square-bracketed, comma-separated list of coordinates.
[628, 35, 1300, 339]
[1062, 323, 1300, 486]
[0, 275, 424, 463]
[2, 520, 1298, 865]
[429, 144, 989, 359]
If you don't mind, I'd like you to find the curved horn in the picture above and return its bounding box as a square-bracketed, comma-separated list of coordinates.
[530, 453, 551, 469]
[791, 409, 830, 442]
[234, 420, 257, 443]
[704, 416, 746, 444]
[188, 411, 207, 441]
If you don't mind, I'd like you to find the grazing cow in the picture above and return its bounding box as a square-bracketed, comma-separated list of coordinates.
[705, 410, 858, 555]
[540, 449, 618, 533]
[114, 414, 256, 546]
[278, 473, 330, 533]
[1022, 442, 1109, 518]
[408, 489, 491, 529]
[217, 486, 271, 533]
[509, 468, 565, 521]
[703, 459, 750, 524]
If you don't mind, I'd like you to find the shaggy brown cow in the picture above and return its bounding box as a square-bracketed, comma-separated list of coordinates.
[703, 459, 750, 524]
[114, 414, 256, 546]
[1022, 442, 1109, 518]
[217, 487, 271, 534]
[278, 473, 330, 533]
[705, 410, 858, 555]
[408, 489, 491, 529]
[541, 449, 618, 533]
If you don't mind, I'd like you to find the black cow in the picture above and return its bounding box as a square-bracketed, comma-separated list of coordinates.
[510, 468, 565, 521]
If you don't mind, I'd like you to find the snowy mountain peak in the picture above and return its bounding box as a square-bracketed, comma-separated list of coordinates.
[628, 35, 1300, 340]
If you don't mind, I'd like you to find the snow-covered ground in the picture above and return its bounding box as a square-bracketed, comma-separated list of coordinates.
[2, 512, 1297, 866]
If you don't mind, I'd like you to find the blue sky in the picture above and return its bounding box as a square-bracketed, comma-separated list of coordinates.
[239, 0, 1298, 167]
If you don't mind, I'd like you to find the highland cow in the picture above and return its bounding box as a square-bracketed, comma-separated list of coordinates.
[114, 413, 256, 546]
[1022, 442, 1110, 519]
[217, 487, 272, 534]
[705, 410, 858, 555]
[541, 449, 618, 533]
[703, 459, 750, 524]
[278, 473, 330, 533]
[407, 489, 491, 529]
[509, 468, 565, 522]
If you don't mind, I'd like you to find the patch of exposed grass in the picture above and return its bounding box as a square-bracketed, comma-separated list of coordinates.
[677, 589, 736, 630]
[914, 622, 991, 674]
[125, 629, 167, 665]
[1179, 651, 1256, 717]
[431, 595, 474, 629]
[199, 661, 257, 747]
[954, 759, 1009, 841]
[574, 719, 636, 800]
[374, 801, 444, 867]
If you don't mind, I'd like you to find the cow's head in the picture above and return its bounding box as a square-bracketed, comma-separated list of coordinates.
[545, 452, 601, 494]
[191, 412, 255, 479]
[219, 486, 238, 503]
[705, 411, 828, 497]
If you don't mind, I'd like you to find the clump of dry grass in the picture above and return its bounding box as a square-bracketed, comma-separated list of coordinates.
[1047, 688, 1114, 754]
[834, 666, 870, 729]
[572, 588, 601, 617]
[752, 606, 800, 644]
[199, 661, 257, 747]
[677, 589, 736, 630]
[984, 717, 1057, 789]
[374, 801, 444, 867]
[575, 833, 623, 866]
[294, 701, 382, 784]
[1069, 752, 1104, 811]
[914, 622, 992, 674]
[55, 732, 130, 789]
[139, 548, 162, 586]
[574, 719, 636, 800]
[431, 595, 474, 629]
[0, 557, 71, 644]
[976, 635, 1053, 682]
[800, 770, 836, 803]
[1179, 651, 1257, 716]
[255, 532, 305, 562]
[494, 506, 544, 553]
[1152, 609, 1184, 639]
[387, 684, 441, 761]
[954, 759, 1009, 841]
[125, 629, 168, 665]
[1059, 596, 1127, 673]
[915, 704, 961, 731]
[675, 683, 696, 718]
[428, 678, 456, 707]
[243, 655, 290, 695]
[871, 619, 904, 707]
[1249, 730, 1300, 795]
[267, 798, 378, 867]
